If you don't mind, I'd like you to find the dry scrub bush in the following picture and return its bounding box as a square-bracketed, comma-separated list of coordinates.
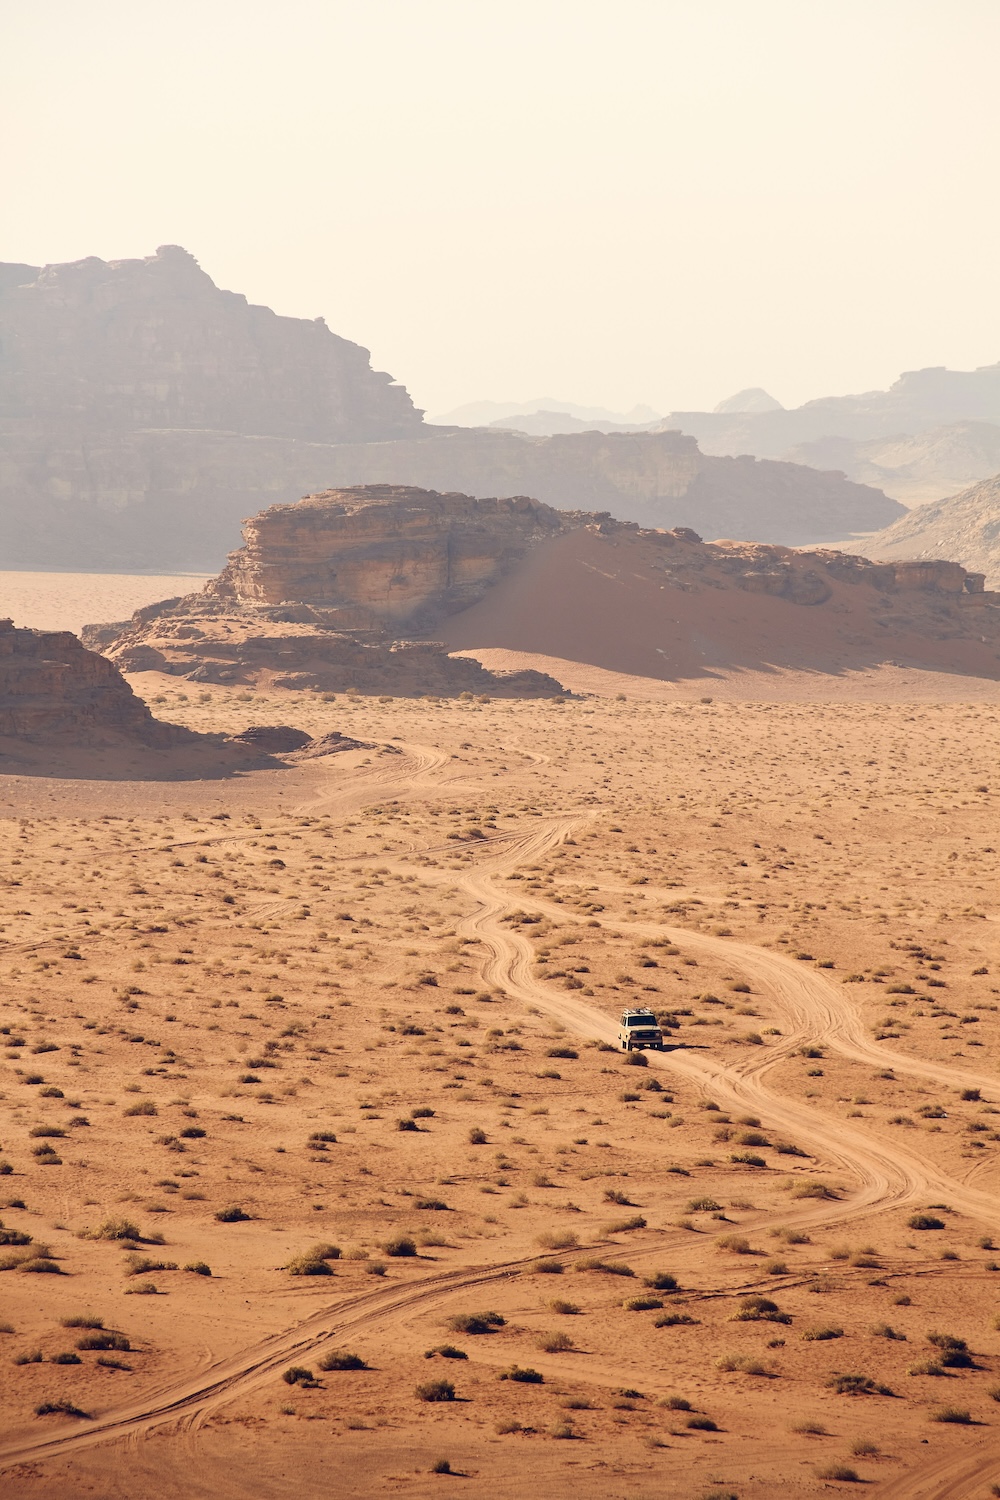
[537, 1331, 574, 1353]
[416, 1379, 455, 1402]
[536, 1230, 578, 1251]
[318, 1350, 366, 1370]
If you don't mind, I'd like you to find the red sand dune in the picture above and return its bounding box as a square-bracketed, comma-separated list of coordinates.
[438, 527, 1000, 684]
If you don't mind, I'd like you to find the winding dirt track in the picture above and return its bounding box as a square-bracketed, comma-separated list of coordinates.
[4, 787, 1000, 1496]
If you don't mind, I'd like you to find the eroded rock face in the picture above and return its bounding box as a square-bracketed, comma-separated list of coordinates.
[82, 486, 998, 696]
[0, 619, 180, 745]
[0, 247, 420, 441]
[208, 484, 566, 628]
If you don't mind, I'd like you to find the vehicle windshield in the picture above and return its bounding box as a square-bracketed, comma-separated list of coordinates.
[625, 1015, 656, 1027]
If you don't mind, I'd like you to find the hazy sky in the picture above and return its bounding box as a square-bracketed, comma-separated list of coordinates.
[4, 1, 1000, 416]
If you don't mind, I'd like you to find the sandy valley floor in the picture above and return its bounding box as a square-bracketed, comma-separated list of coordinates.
[2, 674, 1000, 1498]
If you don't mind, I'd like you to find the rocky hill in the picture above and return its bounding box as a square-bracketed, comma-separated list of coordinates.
[83, 487, 566, 697]
[869, 474, 1000, 586]
[0, 248, 900, 568]
[0, 617, 183, 747]
[83, 484, 1000, 693]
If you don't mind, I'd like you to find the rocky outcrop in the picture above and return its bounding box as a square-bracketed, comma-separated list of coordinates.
[0, 247, 902, 567]
[83, 485, 997, 694]
[868, 474, 1000, 587]
[0, 247, 422, 569]
[0, 618, 183, 745]
[81, 487, 567, 697]
[207, 485, 566, 629]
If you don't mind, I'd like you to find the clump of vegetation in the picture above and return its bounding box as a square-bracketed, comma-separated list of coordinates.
[87, 1216, 141, 1241]
[447, 1311, 505, 1335]
[499, 1365, 543, 1383]
[282, 1366, 316, 1386]
[623, 1295, 663, 1312]
[215, 1206, 249, 1223]
[731, 1295, 790, 1325]
[930, 1406, 972, 1424]
[574, 1257, 634, 1277]
[318, 1350, 366, 1371]
[802, 1325, 843, 1342]
[416, 1378, 455, 1402]
[537, 1331, 574, 1353]
[183, 1261, 212, 1276]
[77, 1331, 130, 1352]
[535, 1230, 578, 1251]
[816, 1465, 859, 1482]
[383, 1234, 417, 1258]
[424, 1345, 468, 1360]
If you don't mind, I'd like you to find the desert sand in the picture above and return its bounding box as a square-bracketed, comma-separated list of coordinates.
[0, 659, 999, 1500]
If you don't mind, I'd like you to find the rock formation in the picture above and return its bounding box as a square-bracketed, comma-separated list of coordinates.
[0, 248, 900, 568]
[869, 474, 1000, 587]
[83, 485, 1000, 693]
[0, 618, 183, 746]
[83, 487, 567, 697]
[259, 429, 902, 547]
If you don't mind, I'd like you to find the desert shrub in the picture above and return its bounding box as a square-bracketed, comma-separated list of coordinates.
[430, 1460, 451, 1475]
[548, 1299, 579, 1315]
[0, 1229, 32, 1247]
[827, 1374, 888, 1396]
[791, 1181, 838, 1200]
[309, 1129, 339, 1142]
[123, 1101, 157, 1117]
[61, 1316, 103, 1329]
[411, 1107, 435, 1119]
[908, 1214, 945, 1231]
[51, 1351, 82, 1364]
[499, 1365, 543, 1383]
[537, 1331, 574, 1352]
[215, 1206, 249, 1223]
[604, 1188, 633, 1206]
[287, 1256, 333, 1276]
[96, 1356, 130, 1370]
[655, 1312, 698, 1327]
[931, 1406, 972, 1423]
[318, 1350, 366, 1371]
[415, 1199, 449, 1212]
[550, 1421, 576, 1438]
[732, 1295, 790, 1324]
[124, 1280, 158, 1295]
[574, 1257, 634, 1278]
[15, 1349, 43, 1364]
[282, 1366, 314, 1385]
[908, 1361, 945, 1376]
[623, 1295, 663, 1312]
[89, 1217, 141, 1241]
[534, 1258, 564, 1274]
[77, 1331, 129, 1351]
[183, 1261, 212, 1276]
[716, 1235, 752, 1254]
[29, 1126, 66, 1138]
[644, 1271, 679, 1291]
[416, 1379, 455, 1402]
[802, 1325, 843, 1342]
[124, 1254, 176, 1277]
[535, 1230, 578, 1251]
[605, 1215, 647, 1233]
[687, 1198, 722, 1213]
[447, 1311, 505, 1335]
[18, 1257, 61, 1274]
[397, 1118, 419, 1132]
[424, 1345, 467, 1360]
[468, 1127, 487, 1145]
[850, 1439, 879, 1457]
[870, 1322, 905, 1341]
[716, 1355, 769, 1375]
[547, 1047, 578, 1060]
[36, 1400, 89, 1418]
[817, 1466, 859, 1482]
[383, 1234, 417, 1257]
[686, 1415, 718, 1430]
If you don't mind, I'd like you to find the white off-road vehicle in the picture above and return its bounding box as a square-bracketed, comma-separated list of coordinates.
[618, 1007, 663, 1051]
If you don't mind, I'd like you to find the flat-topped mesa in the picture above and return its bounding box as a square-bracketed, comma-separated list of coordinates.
[205, 484, 567, 629]
[0, 618, 182, 746]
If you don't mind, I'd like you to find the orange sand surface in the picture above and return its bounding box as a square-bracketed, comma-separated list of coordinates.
[1, 677, 1000, 1498]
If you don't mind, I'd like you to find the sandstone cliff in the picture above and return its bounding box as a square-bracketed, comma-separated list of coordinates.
[0, 248, 901, 568]
[84, 486, 566, 696]
[868, 474, 1000, 587]
[0, 618, 182, 746]
[83, 485, 999, 693]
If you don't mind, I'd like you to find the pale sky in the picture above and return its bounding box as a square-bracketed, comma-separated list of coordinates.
[4, 1, 1000, 416]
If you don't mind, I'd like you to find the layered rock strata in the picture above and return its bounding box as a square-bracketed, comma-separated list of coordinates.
[0, 618, 183, 745]
[82, 485, 998, 694]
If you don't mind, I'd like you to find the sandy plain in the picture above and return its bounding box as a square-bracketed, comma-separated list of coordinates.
[0, 658, 999, 1499]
